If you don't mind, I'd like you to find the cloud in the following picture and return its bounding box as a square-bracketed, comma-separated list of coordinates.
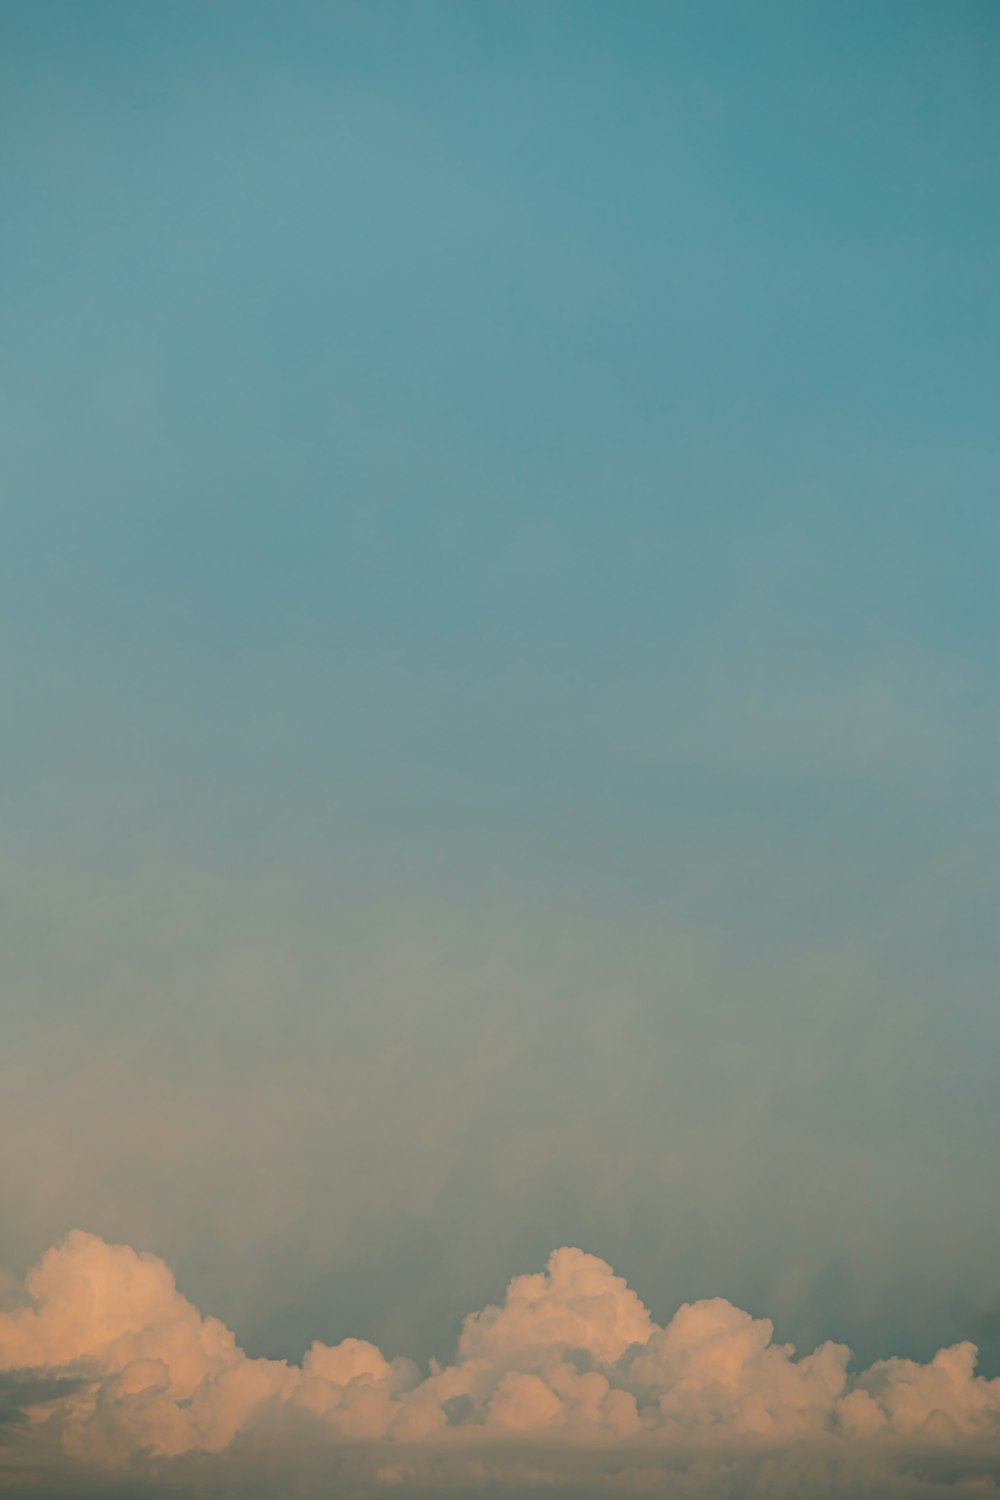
[1, 1232, 999, 1498]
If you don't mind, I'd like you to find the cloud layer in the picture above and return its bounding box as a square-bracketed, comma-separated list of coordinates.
[1, 1233, 999, 1498]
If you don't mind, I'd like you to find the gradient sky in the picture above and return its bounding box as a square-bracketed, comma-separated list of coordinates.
[2, 0, 999, 1421]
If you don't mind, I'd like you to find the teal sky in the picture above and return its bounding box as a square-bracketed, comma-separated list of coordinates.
[2, 0, 999, 1385]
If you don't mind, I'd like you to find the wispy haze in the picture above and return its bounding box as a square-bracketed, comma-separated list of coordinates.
[1, 3, 999, 1494]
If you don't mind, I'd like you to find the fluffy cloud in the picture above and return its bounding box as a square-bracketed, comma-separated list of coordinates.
[1, 1231, 999, 1498]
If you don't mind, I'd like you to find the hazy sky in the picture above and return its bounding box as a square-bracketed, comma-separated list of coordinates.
[2, 3, 999, 1494]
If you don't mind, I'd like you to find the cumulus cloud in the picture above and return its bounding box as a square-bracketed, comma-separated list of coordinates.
[1, 1232, 999, 1498]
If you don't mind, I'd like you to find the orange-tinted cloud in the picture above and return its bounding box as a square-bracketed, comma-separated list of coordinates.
[2, 1230, 999, 1497]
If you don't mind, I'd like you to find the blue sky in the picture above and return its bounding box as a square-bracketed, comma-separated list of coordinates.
[1, 0, 999, 1395]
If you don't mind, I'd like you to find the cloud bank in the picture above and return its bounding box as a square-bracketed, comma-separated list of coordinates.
[1, 1232, 999, 1499]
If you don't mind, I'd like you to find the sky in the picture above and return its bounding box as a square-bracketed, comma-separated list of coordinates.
[1, 2, 999, 1496]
